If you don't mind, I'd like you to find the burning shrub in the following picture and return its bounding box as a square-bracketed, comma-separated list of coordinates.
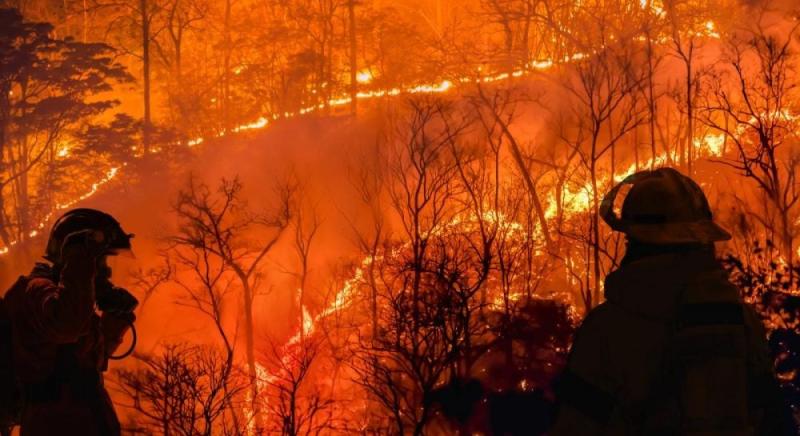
[723, 241, 800, 416]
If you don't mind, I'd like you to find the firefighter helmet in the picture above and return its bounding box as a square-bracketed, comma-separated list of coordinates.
[600, 167, 731, 244]
[44, 208, 133, 263]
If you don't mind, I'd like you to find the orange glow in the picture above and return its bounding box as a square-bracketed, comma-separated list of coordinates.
[0, 15, 730, 258]
[4, 4, 799, 433]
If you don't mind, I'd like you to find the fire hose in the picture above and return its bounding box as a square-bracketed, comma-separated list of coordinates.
[108, 320, 137, 360]
[98, 285, 139, 360]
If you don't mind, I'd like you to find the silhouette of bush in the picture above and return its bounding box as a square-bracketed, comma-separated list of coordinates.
[429, 296, 574, 435]
[723, 241, 800, 415]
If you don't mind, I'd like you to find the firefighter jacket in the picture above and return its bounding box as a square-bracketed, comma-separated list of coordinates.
[550, 250, 794, 436]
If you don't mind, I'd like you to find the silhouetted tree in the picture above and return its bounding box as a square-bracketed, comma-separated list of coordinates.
[116, 343, 247, 435]
[170, 175, 293, 431]
[0, 8, 132, 245]
[262, 336, 335, 435]
[701, 17, 800, 264]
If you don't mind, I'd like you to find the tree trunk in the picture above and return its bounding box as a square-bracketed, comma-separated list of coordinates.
[82, 0, 89, 41]
[348, 0, 357, 115]
[685, 58, 693, 175]
[589, 127, 601, 310]
[141, 0, 152, 154]
[175, 37, 182, 81]
[222, 0, 232, 132]
[590, 157, 600, 310]
[634, 126, 640, 171]
[299, 258, 308, 340]
[368, 257, 378, 340]
[497, 115, 553, 252]
[0, 93, 10, 246]
[647, 32, 657, 164]
[241, 280, 261, 431]
[16, 136, 29, 240]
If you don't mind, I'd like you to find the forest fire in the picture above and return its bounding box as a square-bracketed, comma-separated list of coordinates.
[0, 51, 583, 259]
[0, 50, 583, 258]
[0, 0, 728, 260]
[2, 0, 800, 434]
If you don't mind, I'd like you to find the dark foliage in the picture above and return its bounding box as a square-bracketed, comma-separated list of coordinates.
[723, 241, 800, 415]
[0, 8, 136, 243]
[429, 297, 574, 435]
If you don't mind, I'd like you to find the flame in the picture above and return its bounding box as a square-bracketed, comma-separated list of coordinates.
[233, 117, 270, 133]
[57, 142, 72, 158]
[241, 361, 273, 435]
[0, 19, 724, 259]
[356, 70, 373, 84]
[530, 59, 554, 70]
[302, 305, 314, 336]
[244, 391, 256, 435]
[695, 133, 725, 155]
[705, 21, 720, 39]
[0, 165, 123, 255]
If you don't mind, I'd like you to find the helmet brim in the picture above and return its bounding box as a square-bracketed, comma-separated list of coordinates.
[624, 220, 732, 245]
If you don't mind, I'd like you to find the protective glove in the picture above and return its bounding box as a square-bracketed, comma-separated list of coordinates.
[96, 285, 139, 316]
[60, 229, 107, 262]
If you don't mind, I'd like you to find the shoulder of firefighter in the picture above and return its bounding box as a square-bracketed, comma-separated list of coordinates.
[550, 252, 796, 436]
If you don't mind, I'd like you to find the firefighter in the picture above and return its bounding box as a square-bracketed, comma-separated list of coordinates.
[3, 208, 138, 436]
[550, 168, 795, 435]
